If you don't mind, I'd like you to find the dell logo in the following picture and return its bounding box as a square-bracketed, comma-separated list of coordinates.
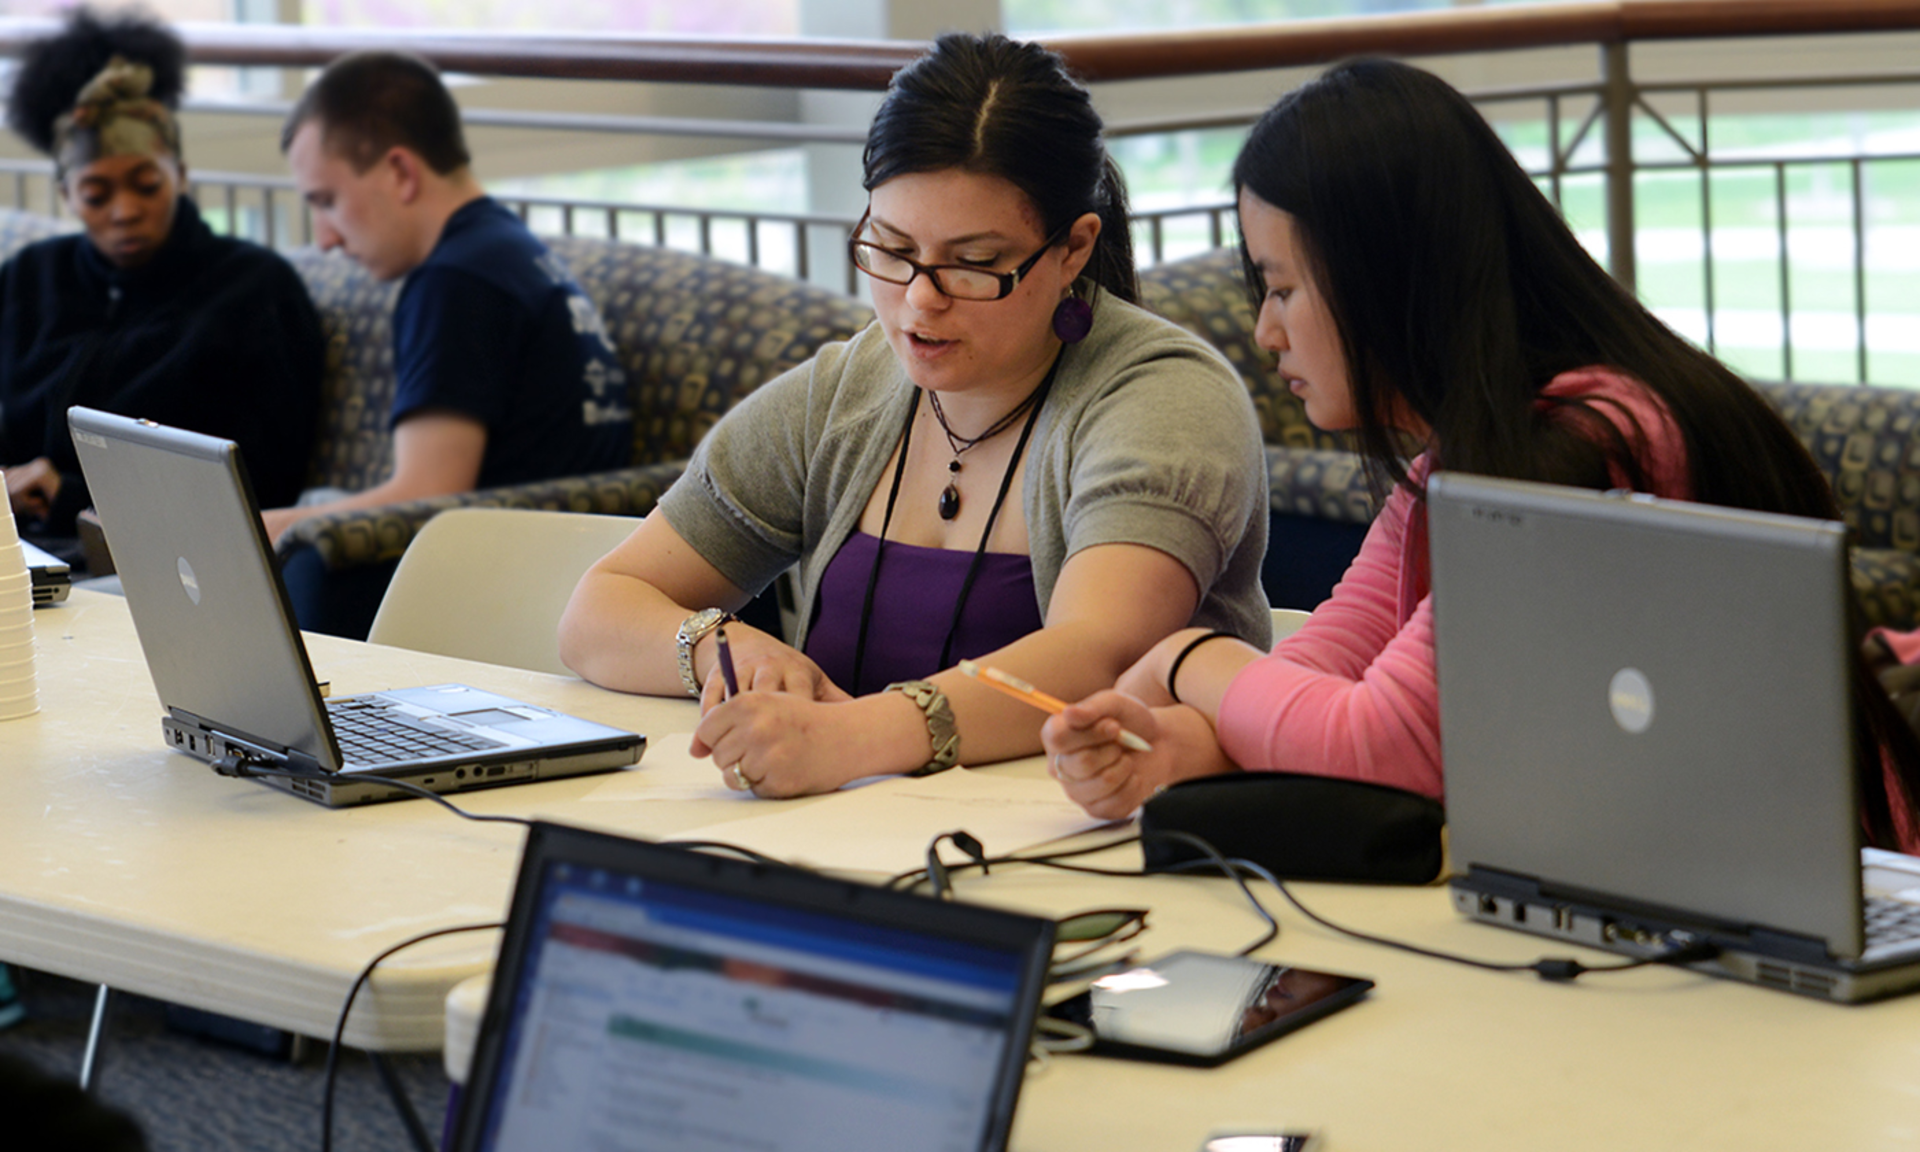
[1608, 668, 1654, 734]
[178, 557, 201, 605]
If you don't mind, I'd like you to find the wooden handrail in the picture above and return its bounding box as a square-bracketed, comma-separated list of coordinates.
[2, 1, 1919, 89]
[1051, 0, 1920, 82]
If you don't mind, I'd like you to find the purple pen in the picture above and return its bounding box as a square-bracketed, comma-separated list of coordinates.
[714, 624, 740, 698]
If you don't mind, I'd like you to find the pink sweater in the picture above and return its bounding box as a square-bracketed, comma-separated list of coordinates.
[1216, 368, 1691, 798]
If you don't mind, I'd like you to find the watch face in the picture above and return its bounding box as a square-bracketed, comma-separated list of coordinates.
[681, 608, 725, 641]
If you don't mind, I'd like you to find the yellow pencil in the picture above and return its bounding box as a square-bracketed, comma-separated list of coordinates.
[957, 660, 1154, 752]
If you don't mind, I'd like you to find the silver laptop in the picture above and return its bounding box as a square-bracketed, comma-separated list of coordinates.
[21, 539, 71, 605]
[1429, 471, 1920, 1003]
[69, 407, 645, 807]
[450, 821, 1055, 1152]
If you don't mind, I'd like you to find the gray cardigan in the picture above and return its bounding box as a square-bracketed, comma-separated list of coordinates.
[659, 292, 1273, 651]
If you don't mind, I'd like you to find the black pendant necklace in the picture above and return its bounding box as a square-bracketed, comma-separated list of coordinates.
[846, 354, 1063, 695]
[927, 383, 1046, 521]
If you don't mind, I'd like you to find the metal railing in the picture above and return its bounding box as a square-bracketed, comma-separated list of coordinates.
[3, 2, 1919, 383]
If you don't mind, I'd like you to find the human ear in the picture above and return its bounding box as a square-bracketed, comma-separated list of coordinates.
[385, 147, 423, 204]
[1060, 211, 1102, 281]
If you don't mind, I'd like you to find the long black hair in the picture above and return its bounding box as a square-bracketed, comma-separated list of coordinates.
[863, 32, 1138, 304]
[1233, 57, 1919, 847]
[6, 7, 186, 156]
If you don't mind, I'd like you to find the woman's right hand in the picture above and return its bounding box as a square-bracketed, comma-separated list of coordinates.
[1041, 690, 1174, 820]
[697, 623, 851, 714]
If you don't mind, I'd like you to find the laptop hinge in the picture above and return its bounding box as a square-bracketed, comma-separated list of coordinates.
[1745, 926, 1839, 966]
[164, 709, 327, 776]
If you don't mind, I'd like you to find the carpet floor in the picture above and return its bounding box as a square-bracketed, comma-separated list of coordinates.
[0, 966, 452, 1151]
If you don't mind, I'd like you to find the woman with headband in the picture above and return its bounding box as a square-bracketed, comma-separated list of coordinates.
[561, 33, 1271, 797]
[0, 9, 323, 551]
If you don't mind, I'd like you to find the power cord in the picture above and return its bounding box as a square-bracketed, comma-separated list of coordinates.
[889, 828, 1718, 982]
[890, 830, 1281, 957]
[210, 753, 536, 828]
[320, 921, 503, 1152]
[1242, 866, 1721, 981]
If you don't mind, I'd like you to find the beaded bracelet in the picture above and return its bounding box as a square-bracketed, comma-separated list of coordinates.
[885, 679, 961, 776]
[1167, 630, 1238, 705]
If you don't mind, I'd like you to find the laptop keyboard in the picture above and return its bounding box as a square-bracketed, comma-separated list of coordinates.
[1864, 896, 1920, 947]
[327, 697, 507, 765]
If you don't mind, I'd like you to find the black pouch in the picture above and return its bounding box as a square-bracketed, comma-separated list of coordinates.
[1140, 772, 1445, 885]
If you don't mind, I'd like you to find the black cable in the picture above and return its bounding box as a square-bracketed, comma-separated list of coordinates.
[211, 754, 535, 828]
[888, 826, 1714, 984]
[893, 830, 1282, 955]
[1244, 865, 1718, 981]
[321, 921, 503, 1152]
[884, 832, 1143, 890]
[668, 840, 785, 866]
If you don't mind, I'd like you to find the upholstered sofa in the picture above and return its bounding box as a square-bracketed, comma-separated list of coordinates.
[6, 202, 1919, 631]
[278, 235, 876, 582]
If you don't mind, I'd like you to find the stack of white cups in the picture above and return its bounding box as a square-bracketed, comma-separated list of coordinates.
[0, 480, 38, 720]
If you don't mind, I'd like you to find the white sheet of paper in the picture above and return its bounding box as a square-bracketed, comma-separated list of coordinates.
[575, 732, 751, 802]
[665, 769, 1113, 874]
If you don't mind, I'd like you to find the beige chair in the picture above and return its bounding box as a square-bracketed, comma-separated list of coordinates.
[367, 508, 640, 675]
[1271, 606, 1313, 642]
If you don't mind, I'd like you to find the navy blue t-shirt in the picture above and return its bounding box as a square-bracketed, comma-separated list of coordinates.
[390, 197, 632, 487]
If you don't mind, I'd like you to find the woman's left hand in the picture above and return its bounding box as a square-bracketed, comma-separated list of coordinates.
[692, 693, 881, 798]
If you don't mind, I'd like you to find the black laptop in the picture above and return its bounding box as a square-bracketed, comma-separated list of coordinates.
[450, 821, 1056, 1152]
[1430, 472, 1920, 1003]
[69, 407, 644, 807]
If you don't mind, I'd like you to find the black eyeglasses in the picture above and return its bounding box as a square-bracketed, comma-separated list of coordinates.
[848, 210, 1070, 301]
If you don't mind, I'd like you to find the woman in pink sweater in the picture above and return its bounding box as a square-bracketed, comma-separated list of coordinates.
[1043, 59, 1920, 853]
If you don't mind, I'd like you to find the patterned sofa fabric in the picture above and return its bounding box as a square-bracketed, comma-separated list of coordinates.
[1757, 380, 1920, 630]
[279, 233, 875, 571]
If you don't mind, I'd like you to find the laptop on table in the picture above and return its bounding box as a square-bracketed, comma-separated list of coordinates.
[1428, 471, 1920, 1003]
[21, 539, 71, 605]
[450, 821, 1056, 1152]
[69, 407, 644, 807]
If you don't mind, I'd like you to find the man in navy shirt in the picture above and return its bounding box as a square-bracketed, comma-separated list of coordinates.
[271, 51, 632, 633]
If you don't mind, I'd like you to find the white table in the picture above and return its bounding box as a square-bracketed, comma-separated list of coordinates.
[9, 591, 1920, 1150]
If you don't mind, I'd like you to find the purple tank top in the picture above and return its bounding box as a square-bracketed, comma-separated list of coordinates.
[805, 531, 1044, 695]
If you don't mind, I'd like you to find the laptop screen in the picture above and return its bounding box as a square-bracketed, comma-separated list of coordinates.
[455, 823, 1053, 1152]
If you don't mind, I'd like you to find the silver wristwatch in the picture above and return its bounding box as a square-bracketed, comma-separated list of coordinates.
[675, 607, 731, 697]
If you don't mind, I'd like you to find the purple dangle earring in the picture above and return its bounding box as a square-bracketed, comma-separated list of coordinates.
[1052, 289, 1093, 344]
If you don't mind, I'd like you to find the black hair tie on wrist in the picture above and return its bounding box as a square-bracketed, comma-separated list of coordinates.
[1167, 630, 1238, 706]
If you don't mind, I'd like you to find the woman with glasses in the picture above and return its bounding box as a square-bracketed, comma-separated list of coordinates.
[560, 32, 1270, 797]
[1038, 59, 1920, 854]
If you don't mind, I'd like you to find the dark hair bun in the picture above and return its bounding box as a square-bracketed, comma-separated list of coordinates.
[6, 7, 186, 154]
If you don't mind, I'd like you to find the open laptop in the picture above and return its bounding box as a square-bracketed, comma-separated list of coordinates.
[21, 539, 71, 605]
[1429, 471, 1920, 1003]
[68, 407, 644, 807]
[449, 821, 1055, 1152]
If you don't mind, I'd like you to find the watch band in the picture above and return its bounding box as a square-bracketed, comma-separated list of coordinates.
[675, 608, 731, 697]
[885, 679, 960, 776]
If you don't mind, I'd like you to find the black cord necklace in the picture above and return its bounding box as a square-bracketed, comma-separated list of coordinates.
[928, 381, 1047, 521]
[847, 354, 1063, 696]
